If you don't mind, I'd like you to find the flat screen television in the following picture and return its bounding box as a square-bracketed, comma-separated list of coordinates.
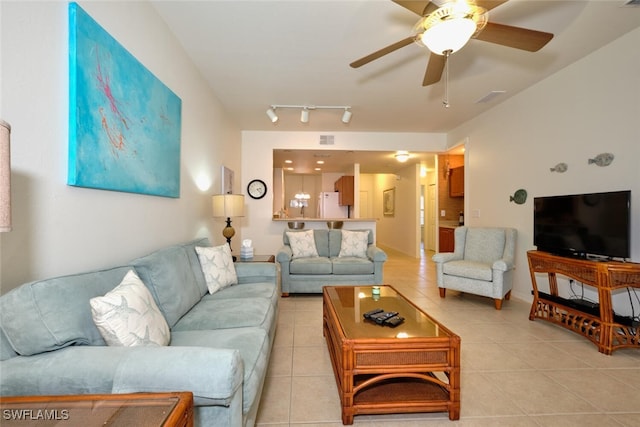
[533, 190, 631, 259]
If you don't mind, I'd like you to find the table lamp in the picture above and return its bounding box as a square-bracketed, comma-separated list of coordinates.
[212, 194, 245, 258]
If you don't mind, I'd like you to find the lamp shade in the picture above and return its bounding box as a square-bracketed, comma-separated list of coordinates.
[0, 119, 11, 232]
[212, 194, 245, 218]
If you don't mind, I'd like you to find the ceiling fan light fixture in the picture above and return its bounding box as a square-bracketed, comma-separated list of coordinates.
[266, 107, 278, 123]
[421, 17, 476, 55]
[415, 2, 488, 55]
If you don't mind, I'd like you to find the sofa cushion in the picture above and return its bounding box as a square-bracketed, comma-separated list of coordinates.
[338, 230, 369, 258]
[443, 260, 493, 281]
[90, 270, 170, 347]
[332, 257, 375, 275]
[286, 230, 319, 258]
[195, 245, 237, 294]
[0, 266, 130, 356]
[289, 257, 333, 275]
[464, 228, 505, 264]
[171, 297, 275, 332]
[170, 327, 271, 415]
[131, 243, 203, 327]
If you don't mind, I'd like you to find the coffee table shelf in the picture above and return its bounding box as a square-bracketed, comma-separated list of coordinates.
[323, 285, 460, 424]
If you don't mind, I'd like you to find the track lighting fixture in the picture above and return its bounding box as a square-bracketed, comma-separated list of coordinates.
[300, 107, 309, 123]
[266, 104, 352, 124]
[266, 107, 278, 123]
[341, 108, 352, 124]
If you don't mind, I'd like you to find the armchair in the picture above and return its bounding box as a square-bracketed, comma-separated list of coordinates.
[432, 227, 517, 310]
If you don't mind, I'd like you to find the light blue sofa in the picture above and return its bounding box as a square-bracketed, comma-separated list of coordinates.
[276, 229, 387, 296]
[0, 238, 278, 427]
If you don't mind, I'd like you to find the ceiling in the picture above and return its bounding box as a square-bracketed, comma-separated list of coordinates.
[151, 0, 639, 134]
[150, 1, 639, 174]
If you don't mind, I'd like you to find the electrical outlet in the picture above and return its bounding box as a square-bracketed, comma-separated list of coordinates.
[441, 210, 446, 217]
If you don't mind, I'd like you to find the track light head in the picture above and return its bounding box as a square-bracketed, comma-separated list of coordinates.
[300, 107, 309, 123]
[266, 107, 278, 123]
[341, 108, 352, 124]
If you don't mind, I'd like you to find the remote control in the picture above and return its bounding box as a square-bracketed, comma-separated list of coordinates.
[384, 315, 405, 327]
[363, 308, 384, 320]
[371, 311, 398, 325]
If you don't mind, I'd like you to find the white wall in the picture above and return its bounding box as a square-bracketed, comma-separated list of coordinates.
[448, 28, 640, 310]
[0, 1, 241, 292]
[240, 131, 446, 255]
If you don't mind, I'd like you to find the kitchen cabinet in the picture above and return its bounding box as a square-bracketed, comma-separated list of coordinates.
[439, 227, 455, 252]
[449, 166, 464, 198]
[334, 175, 354, 206]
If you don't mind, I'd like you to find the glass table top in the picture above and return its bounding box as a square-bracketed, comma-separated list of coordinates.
[325, 285, 454, 340]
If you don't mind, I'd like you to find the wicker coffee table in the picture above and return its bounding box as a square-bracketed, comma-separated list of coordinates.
[323, 285, 461, 424]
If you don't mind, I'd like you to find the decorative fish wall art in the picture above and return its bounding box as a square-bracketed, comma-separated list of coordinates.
[550, 163, 568, 173]
[588, 153, 614, 167]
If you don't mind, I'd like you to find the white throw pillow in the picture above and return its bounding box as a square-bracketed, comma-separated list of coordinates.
[195, 244, 238, 294]
[90, 269, 170, 347]
[286, 230, 319, 258]
[339, 230, 369, 258]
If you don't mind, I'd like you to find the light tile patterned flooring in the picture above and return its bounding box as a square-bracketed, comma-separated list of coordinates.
[256, 247, 640, 426]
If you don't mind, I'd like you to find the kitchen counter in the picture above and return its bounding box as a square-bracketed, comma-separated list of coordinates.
[273, 218, 379, 241]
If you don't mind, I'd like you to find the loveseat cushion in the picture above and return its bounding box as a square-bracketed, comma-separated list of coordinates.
[332, 257, 375, 275]
[284, 229, 329, 257]
[289, 257, 332, 275]
[0, 266, 130, 356]
[131, 241, 204, 327]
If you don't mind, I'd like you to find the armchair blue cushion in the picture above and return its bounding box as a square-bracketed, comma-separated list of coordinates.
[432, 227, 517, 310]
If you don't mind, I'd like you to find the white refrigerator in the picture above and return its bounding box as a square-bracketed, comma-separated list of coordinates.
[318, 192, 348, 218]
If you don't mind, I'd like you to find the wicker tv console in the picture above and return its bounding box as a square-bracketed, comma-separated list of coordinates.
[527, 250, 640, 355]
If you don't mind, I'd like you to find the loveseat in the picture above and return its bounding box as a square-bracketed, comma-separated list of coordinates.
[0, 238, 279, 427]
[276, 229, 387, 295]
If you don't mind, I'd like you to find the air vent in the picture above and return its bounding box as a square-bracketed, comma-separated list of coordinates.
[319, 135, 335, 145]
[476, 90, 506, 104]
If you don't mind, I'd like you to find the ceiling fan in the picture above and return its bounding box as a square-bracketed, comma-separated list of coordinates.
[350, 0, 554, 87]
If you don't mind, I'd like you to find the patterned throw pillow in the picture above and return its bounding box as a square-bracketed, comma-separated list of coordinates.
[90, 269, 170, 347]
[195, 244, 238, 294]
[339, 230, 369, 258]
[286, 230, 319, 258]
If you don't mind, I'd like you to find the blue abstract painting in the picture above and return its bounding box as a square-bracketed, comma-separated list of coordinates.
[68, 3, 181, 198]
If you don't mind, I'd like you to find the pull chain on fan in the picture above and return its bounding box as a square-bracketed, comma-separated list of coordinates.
[442, 50, 452, 108]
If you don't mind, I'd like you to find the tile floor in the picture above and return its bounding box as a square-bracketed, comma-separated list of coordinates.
[256, 247, 640, 426]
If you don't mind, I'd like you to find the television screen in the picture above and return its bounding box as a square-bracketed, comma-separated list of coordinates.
[534, 190, 631, 259]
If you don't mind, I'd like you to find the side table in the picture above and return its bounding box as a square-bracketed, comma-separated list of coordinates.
[235, 254, 275, 263]
[0, 391, 193, 427]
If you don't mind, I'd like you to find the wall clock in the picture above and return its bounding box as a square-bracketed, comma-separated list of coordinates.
[247, 179, 267, 199]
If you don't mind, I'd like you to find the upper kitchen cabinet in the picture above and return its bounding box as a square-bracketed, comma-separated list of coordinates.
[334, 175, 354, 206]
[449, 166, 464, 198]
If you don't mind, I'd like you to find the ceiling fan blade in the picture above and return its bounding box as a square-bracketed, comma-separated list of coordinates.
[350, 36, 415, 68]
[423, 53, 446, 86]
[391, 1, 436, 16]
[474, 0, 510, 12]
[475, 22, 554, 52]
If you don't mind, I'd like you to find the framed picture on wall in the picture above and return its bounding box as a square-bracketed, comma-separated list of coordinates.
[383, 187, 395, 217]
[222, 166, 234, 194]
